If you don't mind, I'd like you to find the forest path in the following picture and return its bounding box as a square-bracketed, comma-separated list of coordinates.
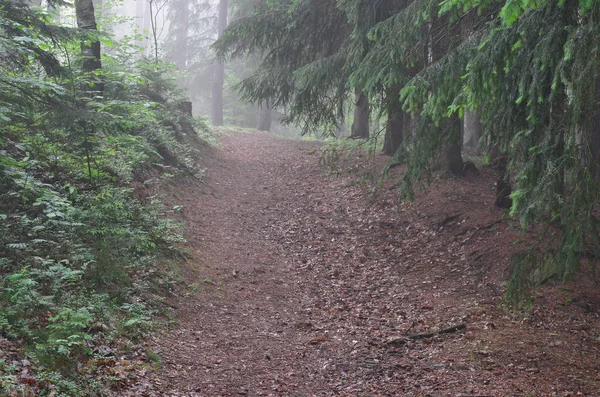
[143, 131, 599, 396]
[154, 132, 330, 395]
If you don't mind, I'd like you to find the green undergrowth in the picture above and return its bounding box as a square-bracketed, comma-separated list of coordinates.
[0, 3, 212, 394]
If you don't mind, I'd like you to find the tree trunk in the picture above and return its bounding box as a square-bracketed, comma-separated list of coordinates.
[335, 115, 346, 138]
[591, 78, 600, 182]
[441, 115, 465, 176]
[135, 0, 147, 49]
[142, 1, 152, 56]
[459, 0, 483, 156]
[463, 110, 483, 154]
[256, 101, 272, 132]
[350, 88, 369, 138]
[431, 15, 462, 175]
[494, 154, 513, 209]
[75, 0, 103, 94]
[211, 0, 228, 126]
[174, 0, 189, 88]
[383, 85, 405, 156]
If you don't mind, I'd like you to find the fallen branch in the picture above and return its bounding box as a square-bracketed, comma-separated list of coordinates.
[386, 323, 466, 346]
[456, 219, 504, 237]
[409, 323, 466, 339]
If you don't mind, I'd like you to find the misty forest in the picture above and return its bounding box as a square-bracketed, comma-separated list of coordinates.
[2, 0, 600, 395]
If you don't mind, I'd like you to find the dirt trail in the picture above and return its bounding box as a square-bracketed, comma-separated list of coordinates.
[145, 132, 600, 396]
[154, 132, 327, 395]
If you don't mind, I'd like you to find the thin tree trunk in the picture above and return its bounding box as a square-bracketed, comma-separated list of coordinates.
[149, 0, 159, 61]
[350, 88, 369, 138]
[383, 85, 404, 156]
[75, 0, 103, 94]
[257, 101, 272, 132]
[211, 0, 228, 126]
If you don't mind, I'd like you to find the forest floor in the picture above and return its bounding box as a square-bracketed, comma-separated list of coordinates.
[123, 131, 600, 396]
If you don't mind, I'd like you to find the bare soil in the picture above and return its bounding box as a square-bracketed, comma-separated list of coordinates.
[125, 131, 600, 396]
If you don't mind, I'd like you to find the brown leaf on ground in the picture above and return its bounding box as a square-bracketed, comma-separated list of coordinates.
[117, 131, 600, 396]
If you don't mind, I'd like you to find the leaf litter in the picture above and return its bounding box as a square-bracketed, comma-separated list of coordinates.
[116, 131, 600, 396]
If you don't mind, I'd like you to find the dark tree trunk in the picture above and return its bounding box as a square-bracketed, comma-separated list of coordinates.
[75, 0, 103, 94]
[211, 0, 228, 126]
[431, 15, 463, 175]
[463, 110, 483, 154]
[350, 88, 369, 138]
[256, 101, 272, 132]
[175, 100, 195, 138]
[441, 115, 465, 176]
[591, 79, 600, 182]
[494, 154, 513, 209]
[383, 85, 405, 156]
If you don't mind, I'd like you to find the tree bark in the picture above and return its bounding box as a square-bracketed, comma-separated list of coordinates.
[174, 0, 189, 88]
[256, 101, 272, 132]
[431, 15, 463, 175]
[441, 115, 465, 176]
[591, 78, 600, 182]
[211, 0, 228, 126]
[494, 154, 513, 209]
[383, 85, 405, 156]
[350, 88, 369, 138]
[335, 116, 346, 138]
[463, 110, 483, 154]
[75, 0, 103, 94]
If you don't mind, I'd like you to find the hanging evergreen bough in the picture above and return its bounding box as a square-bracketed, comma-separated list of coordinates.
[369, 0, 600, 304]
[213, 0, 352, 134]
[459, 1, 600, 304]
[215, 0, 600, 305]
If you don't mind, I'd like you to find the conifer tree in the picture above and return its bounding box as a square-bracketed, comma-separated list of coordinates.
[76, 0, 103, 94]
[213, 0, 351, 133]
[216, 0, 600, 294]
[167, 0, 190, 86]
[211, 0, 228, 126]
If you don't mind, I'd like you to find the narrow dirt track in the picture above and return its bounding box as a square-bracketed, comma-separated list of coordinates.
[144, 131, 600, 397]
[154, 132, 329, 395]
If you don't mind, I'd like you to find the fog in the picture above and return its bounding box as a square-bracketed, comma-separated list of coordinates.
[44, 0, 301, 136]
[98, 0, 300, 138]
